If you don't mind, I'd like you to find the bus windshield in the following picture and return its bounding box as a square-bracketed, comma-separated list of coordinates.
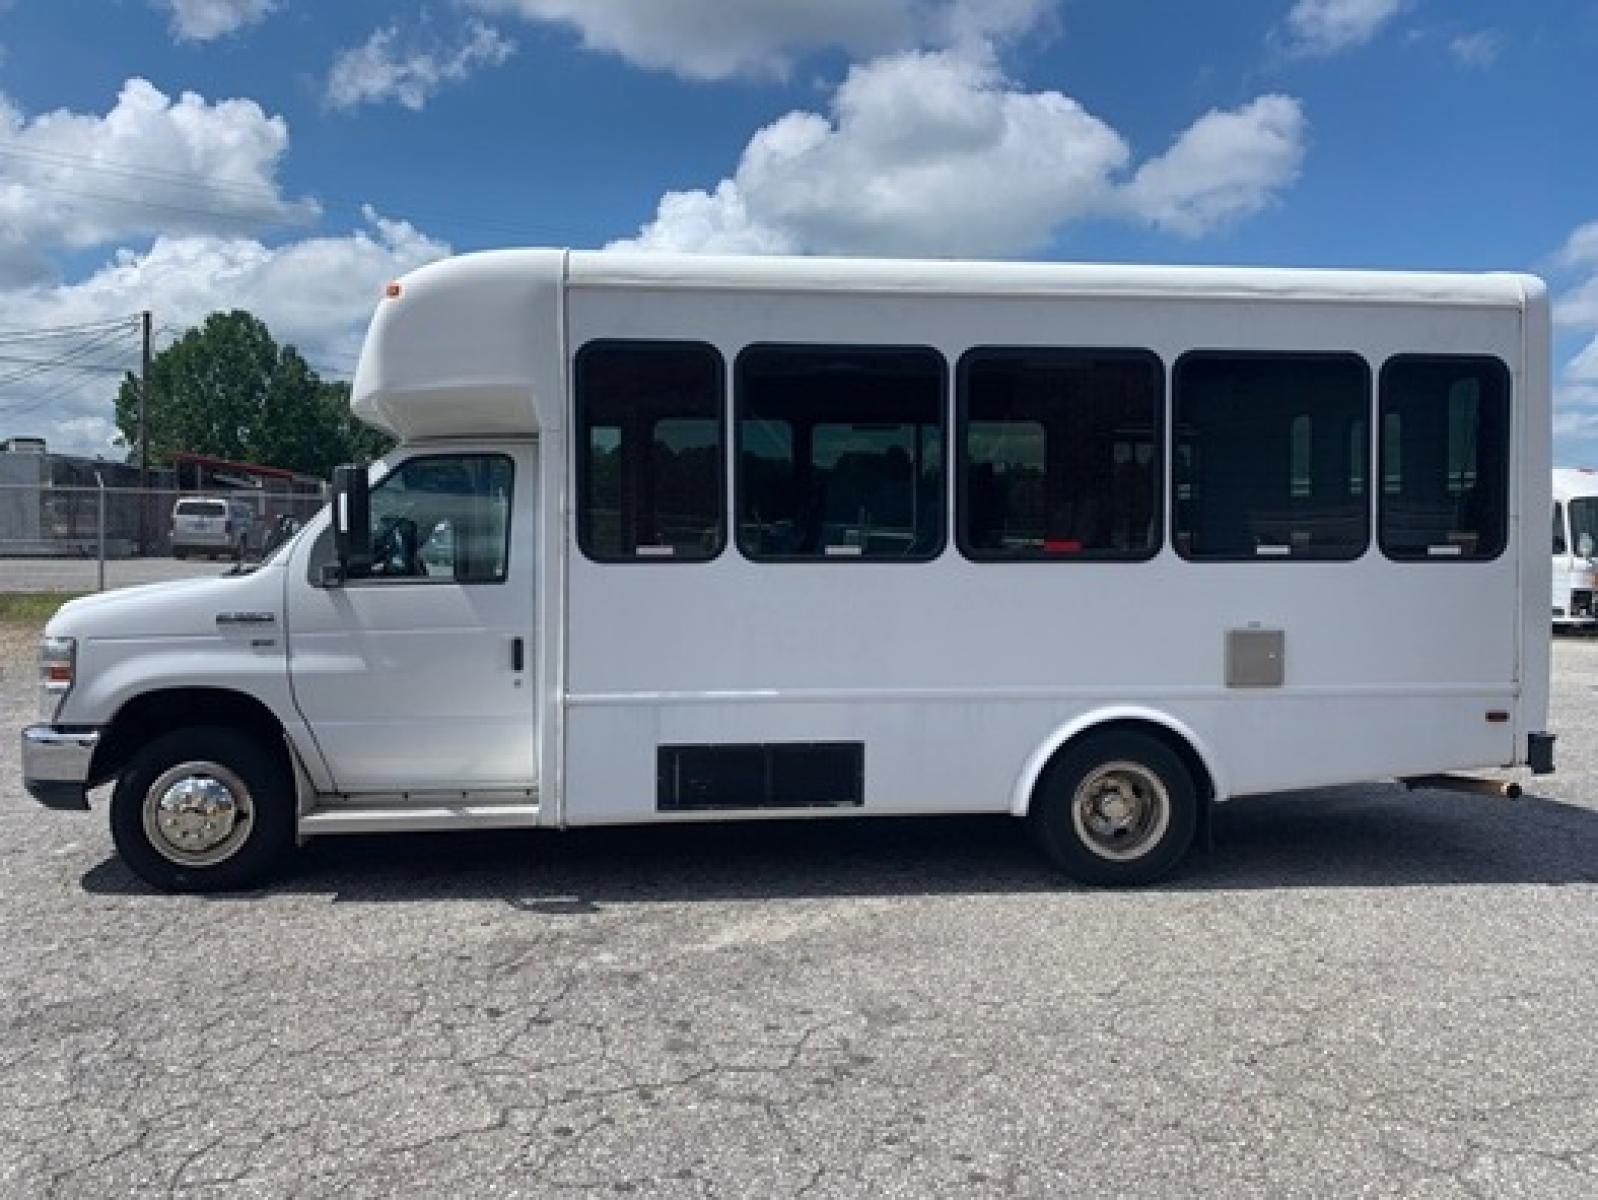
[1571, 497, 1598, 557]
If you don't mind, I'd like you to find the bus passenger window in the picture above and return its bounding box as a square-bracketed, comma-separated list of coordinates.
[1173, 352, 1370, 561]
[958, 348, 1162, 560]
[1378, 356, 1509, 562]
[736, 345, 945, 562]
[576, 341, 726, 563]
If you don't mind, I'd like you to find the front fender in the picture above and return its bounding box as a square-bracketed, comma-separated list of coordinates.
[60, 637, 334, 794]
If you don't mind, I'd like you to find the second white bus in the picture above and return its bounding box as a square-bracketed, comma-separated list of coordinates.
[1553, 467, 1598, 627]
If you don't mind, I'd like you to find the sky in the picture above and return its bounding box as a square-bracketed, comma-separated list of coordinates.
[0, 0, 1596, 461]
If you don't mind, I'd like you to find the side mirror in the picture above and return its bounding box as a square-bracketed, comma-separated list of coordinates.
[331, 464, 371, 582]
[1580, 532, 1594, 560]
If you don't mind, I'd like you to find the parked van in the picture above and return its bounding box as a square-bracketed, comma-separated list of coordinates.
[21, 250, 1555, 892]
[170, 496, 254, 560]
[1552, 467, 1598, 626]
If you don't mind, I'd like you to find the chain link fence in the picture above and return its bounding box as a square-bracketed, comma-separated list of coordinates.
[0, 482, 328, 593]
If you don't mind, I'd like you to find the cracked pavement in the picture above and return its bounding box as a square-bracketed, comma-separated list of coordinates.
[1, 622, 1595, 1198]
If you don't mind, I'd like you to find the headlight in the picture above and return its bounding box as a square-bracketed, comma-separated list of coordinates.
[39, 636, 76, 718]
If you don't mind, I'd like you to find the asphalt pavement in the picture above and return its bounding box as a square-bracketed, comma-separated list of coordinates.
[0, 556, 239, 594]
[0, 623, 1594, 1198]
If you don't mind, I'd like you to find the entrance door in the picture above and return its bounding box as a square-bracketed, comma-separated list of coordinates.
[1554, 502, 1571, 616]
[287, 445, 537, 795]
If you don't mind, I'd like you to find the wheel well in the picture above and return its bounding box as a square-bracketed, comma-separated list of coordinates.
[1031, 719, 1215, 811]
[89, 688, 287, 788]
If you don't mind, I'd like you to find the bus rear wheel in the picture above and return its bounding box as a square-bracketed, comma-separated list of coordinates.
[1029, 730, 1198, 887]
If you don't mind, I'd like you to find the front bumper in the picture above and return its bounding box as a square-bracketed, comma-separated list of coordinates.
[21, 725, 101, 810]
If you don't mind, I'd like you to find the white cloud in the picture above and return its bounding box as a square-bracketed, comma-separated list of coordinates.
[1123, 96, 1306, 237]
[0, 78, 316, 285]
[1556, 222, 1598, 271]
[1567, 339, 1598, 385]
[1550, 218, 1598, 461]
[1448, 31, 1502, 68]
[327, 18, 517, 112]
[1554, 223, 1598, 332]
[156, 0, 276, 42]
[610, 49, 1305, 257]
[1555, 279, 1598, 332]
[1553, 402, 1598, 444]
[0, 211, 449, 456]
[1555, 221, 1598, 340]
[1280, 0, 1405, 57]
[464, 0, 1052, 81]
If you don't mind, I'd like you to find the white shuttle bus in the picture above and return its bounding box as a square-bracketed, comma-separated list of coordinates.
[22, 252, 1555, 891]
[1552, 467, 1598, 627]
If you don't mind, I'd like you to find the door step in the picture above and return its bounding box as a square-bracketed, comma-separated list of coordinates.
[300, 795, 541, 835]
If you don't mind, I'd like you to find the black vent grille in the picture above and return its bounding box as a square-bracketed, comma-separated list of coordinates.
[657, 743, 864, 812]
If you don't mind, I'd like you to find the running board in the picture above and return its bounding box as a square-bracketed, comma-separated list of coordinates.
[299, 799, 541, 836]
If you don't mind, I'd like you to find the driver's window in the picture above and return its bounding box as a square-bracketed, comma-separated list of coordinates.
[363, 455, 514, 583]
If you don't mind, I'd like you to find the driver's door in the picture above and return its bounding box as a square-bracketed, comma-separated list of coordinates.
[287, 447, 537, 796]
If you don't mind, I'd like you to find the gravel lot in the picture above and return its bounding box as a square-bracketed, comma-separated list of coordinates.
[0, 623, 1594, 1199]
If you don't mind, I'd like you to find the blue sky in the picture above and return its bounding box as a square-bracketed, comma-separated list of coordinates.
[1, 0, 1596, 459]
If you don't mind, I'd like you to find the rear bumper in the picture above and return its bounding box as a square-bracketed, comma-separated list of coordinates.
[21, 725, 101, 810]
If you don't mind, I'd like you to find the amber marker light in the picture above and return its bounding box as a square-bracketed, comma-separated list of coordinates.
[385, 281, 403, 299]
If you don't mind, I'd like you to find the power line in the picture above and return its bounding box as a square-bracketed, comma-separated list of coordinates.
[9, 179, 313, 236]
[155, 323, 358, 381]
[0, 325, 140, 390]
[0, 316, 140, 341]
[0, 142, 307, 206]
[0, 319, 142, 424]
[0, 350, 137, 376]
[0, 365, 121, 419]
[0, 137, 604, 244]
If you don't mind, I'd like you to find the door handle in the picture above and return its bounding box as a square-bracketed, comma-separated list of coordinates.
[511, 637, 525, 672]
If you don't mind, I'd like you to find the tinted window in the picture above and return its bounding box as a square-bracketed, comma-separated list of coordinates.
[737, 345, 945, 561]
[362, 454, 513, 583]
[959, 348, 1161, 560]
[176, 500, 227, 517]
[1174, 353, 1370, 561]
[1554, 503, 1567, 556]
[1378, 356, 1509, 561]
[576, 341, 725, 562]
[1573, 497, 1598, 558]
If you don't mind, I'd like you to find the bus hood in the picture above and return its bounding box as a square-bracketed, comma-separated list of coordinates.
[45, 565, 284, 641]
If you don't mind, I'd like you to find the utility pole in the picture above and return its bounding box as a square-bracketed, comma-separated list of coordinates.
[139, 310, 152, 553]
[140, 310, 152, 487]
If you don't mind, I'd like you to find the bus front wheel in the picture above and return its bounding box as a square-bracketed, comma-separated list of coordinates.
[1029, 730, 1199, 887]
[109, 726, 294, 893]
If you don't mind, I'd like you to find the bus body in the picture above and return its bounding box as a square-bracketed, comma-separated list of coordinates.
[21, 251, 1555, 890]
[1552, 467, 1598, 627]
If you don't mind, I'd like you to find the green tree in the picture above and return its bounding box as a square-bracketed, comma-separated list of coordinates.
[115, 310, 393, 477]
[318, 381, 395, 465]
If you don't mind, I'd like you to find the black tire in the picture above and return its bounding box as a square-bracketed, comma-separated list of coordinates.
[1028, 730, 1199, 887]
[110, 726, 294, 893]
[172, 549, 186, 560]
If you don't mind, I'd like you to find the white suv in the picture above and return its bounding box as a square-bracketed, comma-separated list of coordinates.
[170, 497, 254, 560]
